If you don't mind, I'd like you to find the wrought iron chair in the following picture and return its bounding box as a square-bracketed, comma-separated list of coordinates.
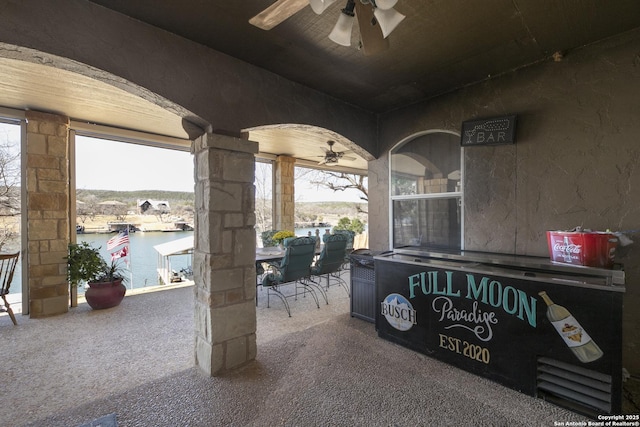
[310, 233, 349, 296]
[255, 246, 286, 306]
[261, 236, 319, 317]
[0, 252, 20, 325]
[256, 230, 278, 307]
[333, 229, 355, 269]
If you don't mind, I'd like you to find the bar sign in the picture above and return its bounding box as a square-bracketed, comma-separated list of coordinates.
[461, 115, 517, 146]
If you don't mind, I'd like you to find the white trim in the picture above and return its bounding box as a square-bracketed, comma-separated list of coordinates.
[388, 129, 464, 251]
[0, 110, 28, 313]
[0, 107, 25, 122]
[392, 192, 463, 201]
[70, 121, 191, 151]
[69, 129, 78, 308]
[69, 129, 78, 246]
[19, 119, 28, 314]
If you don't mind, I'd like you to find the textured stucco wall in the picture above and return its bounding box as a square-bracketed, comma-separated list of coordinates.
[0, 0, 377, 155]
[372, 29, 640, 372]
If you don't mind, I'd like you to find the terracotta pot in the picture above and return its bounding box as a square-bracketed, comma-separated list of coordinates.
[85, 279, 126, 310]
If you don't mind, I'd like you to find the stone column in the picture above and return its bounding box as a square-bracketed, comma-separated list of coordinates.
[25, 111, 70, 317]
[193, 133, 258, 376]
[274, 155, 295, 231]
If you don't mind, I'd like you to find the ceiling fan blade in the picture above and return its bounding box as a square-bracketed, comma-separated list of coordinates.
[339, 155, 357, 162]
[354, 1, 389, 55]
[249, 0, 309, 30]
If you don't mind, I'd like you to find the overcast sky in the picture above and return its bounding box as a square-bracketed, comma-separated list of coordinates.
[75, 136, 365, 202]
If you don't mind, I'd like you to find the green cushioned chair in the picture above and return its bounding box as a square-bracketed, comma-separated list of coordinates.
[333, 229, 355, 269]
[261, 236, 319, 317]
[310, 233, 349, 296]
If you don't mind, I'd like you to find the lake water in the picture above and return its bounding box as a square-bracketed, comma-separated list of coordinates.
[5, 230, 194, 307]
[76, 231, 194, 292]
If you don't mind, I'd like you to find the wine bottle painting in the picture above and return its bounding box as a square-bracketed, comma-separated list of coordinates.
[539, 291, 604, 363]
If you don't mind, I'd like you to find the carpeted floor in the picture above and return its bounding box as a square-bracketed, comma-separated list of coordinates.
[0, 275, 596, 426]
[77, 413, 117, 427]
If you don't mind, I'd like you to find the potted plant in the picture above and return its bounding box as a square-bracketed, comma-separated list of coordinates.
[67, 242, 128, 310]
[272, 230, 296, 248]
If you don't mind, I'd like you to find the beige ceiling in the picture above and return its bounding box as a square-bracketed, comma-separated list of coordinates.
[0, 57, 188, 140]
[0, 56, 368, 173]
[247, 125, 370, 172]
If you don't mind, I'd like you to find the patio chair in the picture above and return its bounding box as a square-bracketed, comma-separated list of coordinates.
[261, 236, 319, 317]
[310, 233, 349, 296]
[332, 229, 355, 271]
[0, 252, 20, 325]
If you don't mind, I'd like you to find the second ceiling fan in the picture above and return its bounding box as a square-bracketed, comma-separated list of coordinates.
[249, 0, 405, 55]
[314, 140, 356, 165]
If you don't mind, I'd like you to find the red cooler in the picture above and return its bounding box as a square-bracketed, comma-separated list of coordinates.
[546, 231, 618, 269]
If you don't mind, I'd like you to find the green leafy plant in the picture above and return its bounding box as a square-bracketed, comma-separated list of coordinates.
[67, 242, 128, 287]
[333, 217, 365, 235]
[272, 230, 295, 244]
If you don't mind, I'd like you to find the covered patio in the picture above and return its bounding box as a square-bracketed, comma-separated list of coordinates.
[1, 0, 639, 421]
[0, 276, 594, 427]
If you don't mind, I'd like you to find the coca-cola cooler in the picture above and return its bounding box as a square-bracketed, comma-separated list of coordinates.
[374, 249, 625, 417]
[547, 231, 618, 269]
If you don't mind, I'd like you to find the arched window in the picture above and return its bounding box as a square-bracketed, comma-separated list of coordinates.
[390, 131, 463, 250]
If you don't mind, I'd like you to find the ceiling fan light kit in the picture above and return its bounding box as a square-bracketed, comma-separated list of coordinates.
[310, 0, 337, 14]
[372, 0, 398, 10]
[329, 1, 356, 46]
[249, 0, 405, 53]
[328, 0, 404, 45]
[373, 6, 405, 38]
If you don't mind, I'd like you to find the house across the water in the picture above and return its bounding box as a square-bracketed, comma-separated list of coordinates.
[137, 199, 170, 215]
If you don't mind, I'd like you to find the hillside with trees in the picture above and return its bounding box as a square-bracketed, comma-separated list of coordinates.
[76, 189, 367, 233]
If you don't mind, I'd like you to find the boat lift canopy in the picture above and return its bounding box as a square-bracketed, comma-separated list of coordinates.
[153, 236, 194, 285]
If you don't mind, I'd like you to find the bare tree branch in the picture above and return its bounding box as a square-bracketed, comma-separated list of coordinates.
[0, 125, 21, 250]
[302, 169, 368, 214]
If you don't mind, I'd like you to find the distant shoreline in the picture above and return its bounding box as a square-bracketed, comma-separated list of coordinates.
[76, 213, 194, 234]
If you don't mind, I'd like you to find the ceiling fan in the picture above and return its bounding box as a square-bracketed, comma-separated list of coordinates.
[315, 140, 356, 165]
[249, 0, 405, 55]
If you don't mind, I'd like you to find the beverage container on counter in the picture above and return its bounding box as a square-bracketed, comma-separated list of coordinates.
[539, 291, 603, 363]
[562, 236, 572, 263]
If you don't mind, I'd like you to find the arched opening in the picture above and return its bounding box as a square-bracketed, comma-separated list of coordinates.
[389, 130, 463, 250]
[246, 123, 371, 249]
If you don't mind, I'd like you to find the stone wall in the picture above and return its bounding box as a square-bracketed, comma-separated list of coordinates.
[193, 133, 258, 375]
[274, 156, 295, 232]
[25, 111, 70, 317]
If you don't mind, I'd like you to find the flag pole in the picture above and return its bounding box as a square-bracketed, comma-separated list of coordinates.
[107, 228, 133, 290]
[126, 226, 133, 289]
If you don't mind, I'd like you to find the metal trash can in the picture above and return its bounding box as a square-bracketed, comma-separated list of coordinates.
[349, 249, 378, 323]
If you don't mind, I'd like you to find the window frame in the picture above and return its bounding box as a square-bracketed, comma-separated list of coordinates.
[388, 130, 464, 251]
[0, 107, 27, 314]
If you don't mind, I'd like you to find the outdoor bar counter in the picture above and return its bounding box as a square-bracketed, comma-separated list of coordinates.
[374, 248, 625, 416]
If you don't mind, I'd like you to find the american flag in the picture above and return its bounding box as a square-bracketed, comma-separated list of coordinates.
[110, 245, 129, 261]
[107, 229, 130, 250]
